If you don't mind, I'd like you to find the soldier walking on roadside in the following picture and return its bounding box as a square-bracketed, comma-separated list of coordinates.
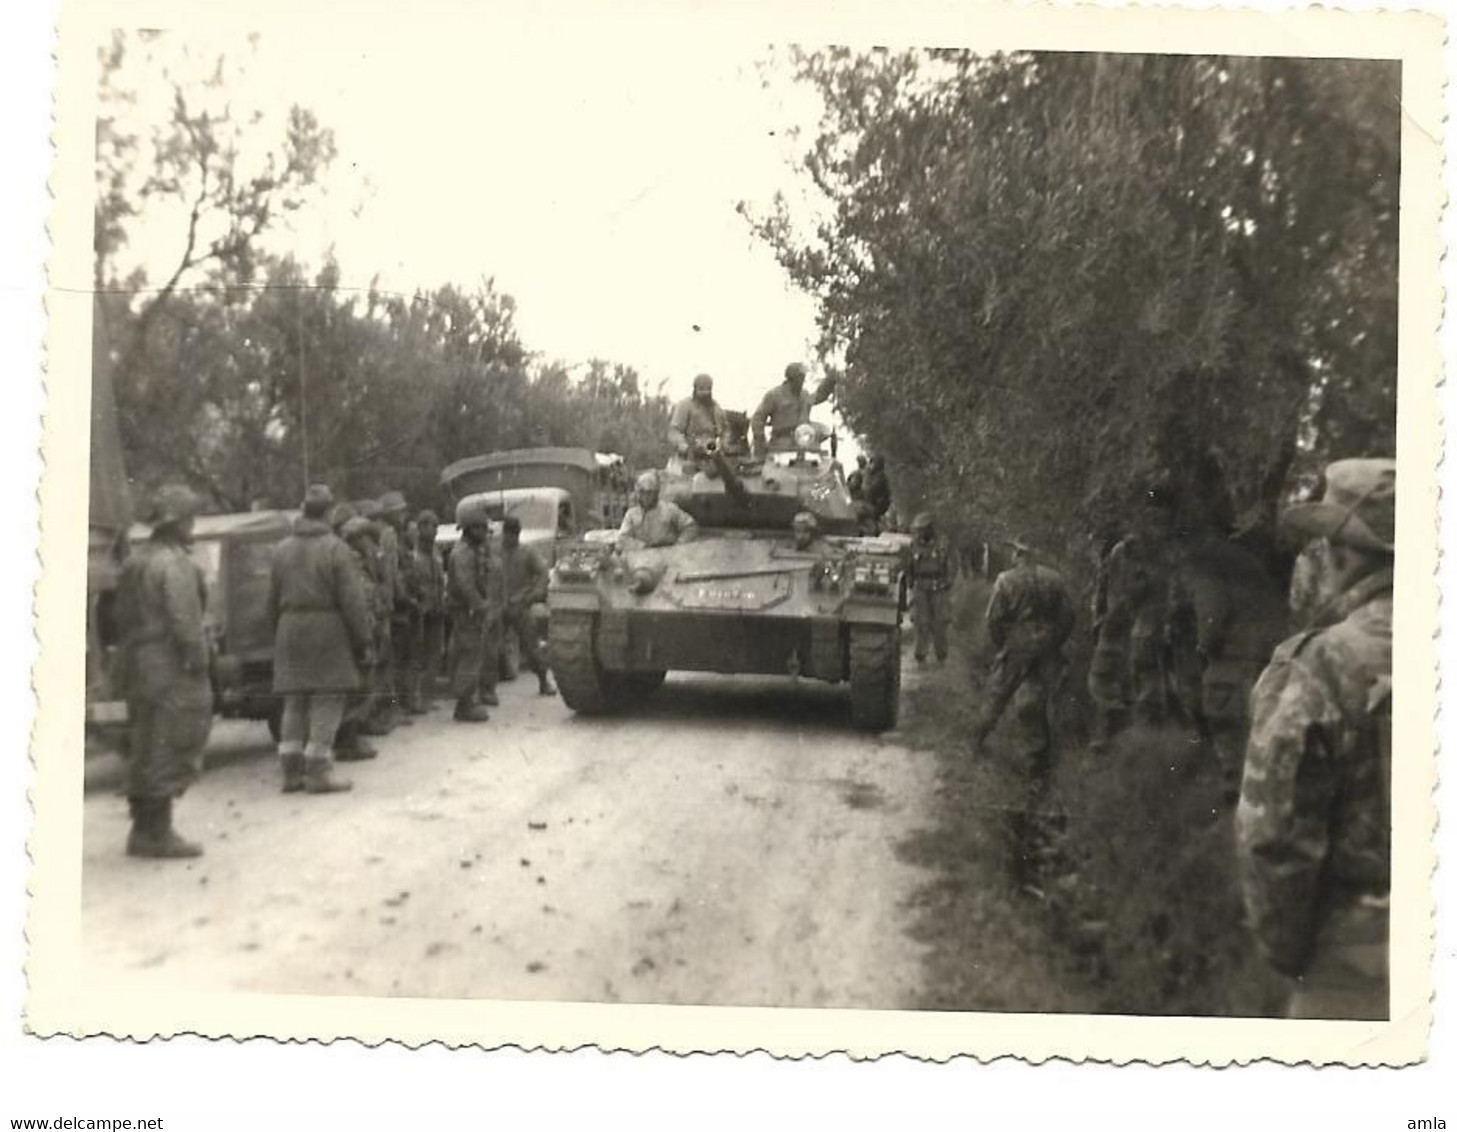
[1236, 458, 1394, 1020]
[499, 516, 557, 697]
[446, 498, 495, 723]
[972, 538, 1076, 773]
[266, 485, 372, 794]
[114, 484, 214, 858]
[908, 512, 957, 664]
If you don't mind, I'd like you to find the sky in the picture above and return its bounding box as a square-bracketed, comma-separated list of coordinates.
[106, 20, 836, 418]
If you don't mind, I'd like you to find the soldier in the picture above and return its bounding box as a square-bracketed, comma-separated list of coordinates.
[1168, 533, 1288, 801]
[846, 454, 868, 502]
[908, 512, 957, 664]
[790, 510, 826, 553]
[749, 362, 837, 455]
[972, 539, 1075, 772]
[499, 516, 557, 696]
[114, 484, 214, 858]
[863, 454, 892, 522]
[1236, 458, 1394, 1020]
[411, 509, 448, 712]
[355, 503, 396, 738]
[375, 490, 411, 728]
[1086, 530, 1166, 751]
[446, 498, 495, 723]
[266, 485, 372, 795]
[619, 471, 697, 549]
[334, 517, 382, 762]
[667, 373, 728, 467]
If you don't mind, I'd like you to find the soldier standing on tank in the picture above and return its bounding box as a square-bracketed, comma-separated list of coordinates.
[447, 499, 495, 723]
[114, 484, 214, 858]
[749, 362, 837, 455]
[267, 485, 372, 794]
[619, 471, 697, 549]
[668, 374, 728, 467]
[972, 539, 1075, 773]
[411, 510, 447, 712]
[500, 515, 557, 697]
[1236, 458, 1394, 1020]
[908, 512, 957, 665]
[847, 455, 868, 502]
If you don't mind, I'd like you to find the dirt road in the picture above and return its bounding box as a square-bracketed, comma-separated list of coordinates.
[81, 668, 937, 1008]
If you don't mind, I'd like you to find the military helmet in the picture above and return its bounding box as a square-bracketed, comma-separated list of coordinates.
[341, 516, 374, 543]
[147, 483, 200, 528]
[635, 471, 659, 493]
[416, 508, 439, 526]
[792, 511, 819, 532]
[455, 498, 492, 528]
[911, 512, 934, 532]
[357, 498, 384, 521]
[329, 502, 358, 531]
[377, 489, 408, 515]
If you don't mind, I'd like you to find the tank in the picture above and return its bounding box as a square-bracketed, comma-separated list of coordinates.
[547, 421, 910, 730]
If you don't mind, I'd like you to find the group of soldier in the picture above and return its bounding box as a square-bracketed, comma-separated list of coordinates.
[112, 480, 557, 858]
[951, 458, 1394, 1021]
[107, 350, 1396, 1021]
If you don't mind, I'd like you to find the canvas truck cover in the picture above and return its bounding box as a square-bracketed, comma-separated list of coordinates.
[439, 447, 601, 512]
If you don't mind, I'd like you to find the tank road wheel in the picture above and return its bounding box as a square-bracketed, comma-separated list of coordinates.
[848, 625, 901, 732]
[548, 610, 615, 714]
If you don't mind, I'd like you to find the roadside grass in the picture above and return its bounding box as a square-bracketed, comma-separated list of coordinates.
[895, 580, 1286, 1016]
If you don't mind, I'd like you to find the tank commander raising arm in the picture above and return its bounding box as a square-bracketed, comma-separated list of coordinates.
[619, 471, 697, 549]
[749, 362, 837, 456]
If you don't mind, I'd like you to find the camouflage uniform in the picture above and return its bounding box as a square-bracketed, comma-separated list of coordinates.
[1087, 535, 1167, 745]
[1236, 568, 1392, 1019]
[1169, 538, 1287, 792]
[908, 529, 957, 663]
[975, 558, 1075, 769]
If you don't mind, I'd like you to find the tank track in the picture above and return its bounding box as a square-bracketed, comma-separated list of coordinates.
[548, 610, 666, 714]
[848, 624, 901, 732]
[548, 610, 613, 714]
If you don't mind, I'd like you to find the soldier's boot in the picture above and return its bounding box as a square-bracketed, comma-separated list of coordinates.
[478, 685, 500, 708]
[453, 695, 491, 723]
[127, 797, 203, 859]
[281, 752, 307, 793]
[537, 670, 557, 697]
[334, 721, 378, 763]
[406, 682, 429, 715]
[304, 757, 352, 794]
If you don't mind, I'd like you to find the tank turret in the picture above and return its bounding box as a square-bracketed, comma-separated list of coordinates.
[658, 422, 859, 535]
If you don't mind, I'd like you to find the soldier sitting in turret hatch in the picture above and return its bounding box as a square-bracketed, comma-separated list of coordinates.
[618, 471, 697, 550]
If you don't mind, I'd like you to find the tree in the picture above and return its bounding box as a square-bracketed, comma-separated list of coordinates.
[748, 51, 1398, 561]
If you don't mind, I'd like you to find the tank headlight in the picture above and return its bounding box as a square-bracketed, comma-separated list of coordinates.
[793, 422, 818, 451]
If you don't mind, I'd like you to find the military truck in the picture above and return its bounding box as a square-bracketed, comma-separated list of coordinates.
[547, 423, 910, 730]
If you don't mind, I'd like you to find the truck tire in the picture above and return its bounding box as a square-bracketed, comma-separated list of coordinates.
[848, 625, 900, 732]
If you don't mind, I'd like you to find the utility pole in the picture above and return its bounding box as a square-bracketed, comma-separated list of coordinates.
[298, 288, 311, 492]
